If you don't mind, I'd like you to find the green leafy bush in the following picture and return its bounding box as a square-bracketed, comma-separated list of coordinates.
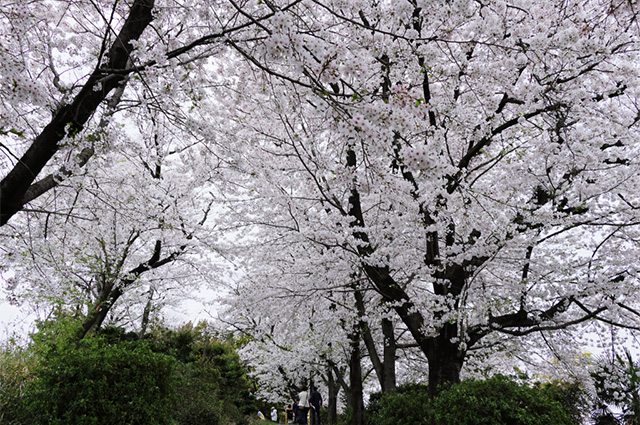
[24, 334, 176, 425]
[0, 344, 37, 424]
[430, 375, 575, 425]
[148, 322, 251, 425]
[171, 359, 227, 425]
[366, 383, 430, 425]
[1, 319, 253, 425]
[364, 376, 579, 425]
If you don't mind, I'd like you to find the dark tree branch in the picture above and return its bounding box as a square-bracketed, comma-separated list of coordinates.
[0, 0, 155, 226]
[77, 239, 187, 339]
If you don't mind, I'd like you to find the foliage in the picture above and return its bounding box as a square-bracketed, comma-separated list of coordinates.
[0, 318, 255, 425]
[0, 343, 37, 425]
[2, 0, 640, 417]
[429, 375, 576, 425]
[366, 383, 430, 425]
[24, 327, 176, 425]
[172, 360, 226, 425]
[148, 322, 253, 424]
[216, 0, 640, 402]
[365, 377, 581, 425]
[336, 405, 353, 425]
[537, 380, 588, 425]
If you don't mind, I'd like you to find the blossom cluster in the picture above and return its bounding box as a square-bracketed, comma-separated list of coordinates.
[402, 144, 444, 171]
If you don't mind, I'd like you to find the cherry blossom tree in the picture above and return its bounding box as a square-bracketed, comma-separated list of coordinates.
[3, 2, 640, 422]
[218, 0, 640, 404]
[0, 0, 308, 226]
[0, 0, 298, 335]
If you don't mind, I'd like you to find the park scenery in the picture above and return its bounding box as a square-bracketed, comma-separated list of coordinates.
[1, 1, 640, 424]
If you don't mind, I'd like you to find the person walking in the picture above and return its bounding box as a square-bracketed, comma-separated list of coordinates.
[271, 407, 278, 423]
[309, 386, 323, 425]
[297, 385, 310, 425]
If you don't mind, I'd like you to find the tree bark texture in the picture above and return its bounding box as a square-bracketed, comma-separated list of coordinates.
[326, 365, 338, 425]
[348, 326, 364, 425]
[381, 318, 397, 391]
[355, 289, 397, 393]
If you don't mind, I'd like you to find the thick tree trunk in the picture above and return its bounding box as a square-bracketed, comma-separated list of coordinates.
[78, 286, 124, 339]
[326, 365, 338, 425]
[381, 318, 396, 391]
[348, 330, 364, 425]
[426, 323, 465, 397]
[345, 140, 464, 398]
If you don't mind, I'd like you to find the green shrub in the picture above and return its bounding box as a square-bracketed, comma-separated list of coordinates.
[148, 322, 251, 425]
[364, 377, 580, 425]
[24, 335, 176, 425]
[172, 360, 226, 425]
[430, 375, 575, 425]
[0, 344, 37, 425]
[2, 319, 253, 425]
[366, 383, 430, 425]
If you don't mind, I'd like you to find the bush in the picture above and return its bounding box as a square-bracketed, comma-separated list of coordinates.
[364, 377, 580, 425]
[0, 344, 37, 424]
[430, 375, 575, 425]
[24, 335, 176, 425]
[171, 360, 226, 425]
[1, 319, 253, 425]
[148, 322, 251, 425]
[366, 383, 430, 425]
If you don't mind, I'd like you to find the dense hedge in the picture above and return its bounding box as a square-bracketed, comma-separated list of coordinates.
[0, 320, 252, 425]
[24, 336, 176, 425]
[366, 383, 430, 425]
[430, 375, 575, 425]
[366, 375, 579, 425]
[151, 324, 252, 425]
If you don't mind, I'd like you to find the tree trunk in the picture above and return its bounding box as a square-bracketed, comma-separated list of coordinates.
[76, 240, 182, 340]
[355, 289, 396, 393]
[139, 287, 155, 337]
[0, 0, 155, 226]
[381, 317, 396, 391]
[348, 329, 364, 425]
[345, 141, 462, 397]
[326, 365, 338, 425]
[78, 286, 124, 339]
[426, 323, 465, 397]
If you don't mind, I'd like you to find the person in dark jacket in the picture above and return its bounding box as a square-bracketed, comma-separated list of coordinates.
[292, 400, 299, 424]
[309, 386, 323, 425]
